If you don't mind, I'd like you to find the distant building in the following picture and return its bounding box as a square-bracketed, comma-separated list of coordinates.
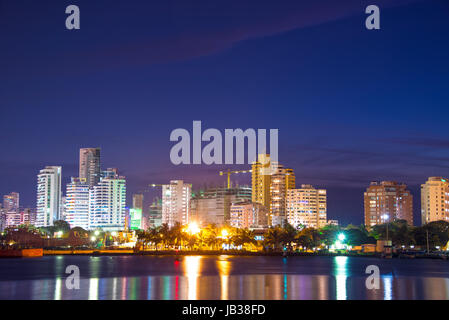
[162, 180, 191, 228]
[130, 194, 144, 230]
[230, 201, 269, 229]
[3, 192, 19, 212]
[5, 208, 33, 228]
[148, 198, 162, 229]
[286, 185, 327, 229]
[190, 186, 251, 227]
[364, 181, 413, 227]
[421, 177, 449, 225]
[36, 166, 62, 227]
[79, 148, 101, 187]
[327, 220, 339, 226]
[65, 177, 90, 230]
[88, 170, 126, 231]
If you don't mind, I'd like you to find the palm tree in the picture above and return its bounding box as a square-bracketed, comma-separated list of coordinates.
[264, 227, 283, 251]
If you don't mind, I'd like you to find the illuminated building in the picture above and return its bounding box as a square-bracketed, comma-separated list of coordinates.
[190, 186, 251, 227]
[364, 181, 413, 227]
[79, 148, 101, 187]
[421, 177, 449, 224]
[130, 208, 142, 230]
[5, 208, 33, 228]
[88, 170, 126, 231]
[251, 154, 272, 208]
[230, 201, 269, 229]
[270, 165, 295, 226]
[65, 177, 90, 230]
[132, 194, 144, 230]
[36, 166, 62, 227]
[251, 154, 295, 226]
[286, 185, 327, 228]
[162, 180, 191, 228]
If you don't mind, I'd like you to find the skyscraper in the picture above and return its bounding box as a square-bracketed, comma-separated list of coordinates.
[270, 164, 295, 226]
[421, 177, 449, 225]
[286, 185, 327, 229]
[251, 154, 272, 208]
[251, 154, 295, 226]
[36, 166, 62, 227]
[65, 177, 90, 230]
[162, 180, 191, 228]
[148, 198, 163, 229]
[364, 181, 413, 228]
[79, 148, 101, 187]
[88, 170, 126, 231]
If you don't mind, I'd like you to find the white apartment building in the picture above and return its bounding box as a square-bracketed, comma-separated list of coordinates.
[162, 180, 191, 228]
[36, 166, 62, 227]
[88, 171, 126, 231]
[421, 177, 449, 225]
[65, 177, 90, 230]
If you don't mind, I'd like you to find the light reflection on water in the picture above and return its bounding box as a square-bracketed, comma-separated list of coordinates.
[1, 255, 449, 300]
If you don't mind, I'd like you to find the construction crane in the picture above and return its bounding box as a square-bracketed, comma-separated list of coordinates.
[219, 170, 252, 189]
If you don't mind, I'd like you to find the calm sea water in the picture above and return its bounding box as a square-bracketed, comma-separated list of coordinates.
[0, 255, 448, 300]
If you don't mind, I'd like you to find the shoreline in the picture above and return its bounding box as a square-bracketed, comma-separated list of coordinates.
[1, 249, 444, 260]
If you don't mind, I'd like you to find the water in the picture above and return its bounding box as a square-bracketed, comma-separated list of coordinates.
[0, 255, 448, 300]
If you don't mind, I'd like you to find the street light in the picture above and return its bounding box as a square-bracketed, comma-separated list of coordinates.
[338, 233, 345, 242]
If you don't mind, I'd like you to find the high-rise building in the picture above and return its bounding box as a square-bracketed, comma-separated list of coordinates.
[190, 186, 252, 227]
[252, 154, 272, 208]
[421, 177, 449, 225]
[364, 181, 413, 228]
[162, 180, 191, 228]
[270, 164, 295, 225]
[88, 170, 126, 231]
[79, 148, 101, 187]
[132, 194, 144, 211]
[0, 205, 5, 231]
[3, 192, 19, 212]
[36, 166, 62, 227]
[148, 198, 163, 229]
[251, 154, 295, 226]
[286, 185, 327, 229]
[65, 177, 90, 230]
[230, 201, 269, 229]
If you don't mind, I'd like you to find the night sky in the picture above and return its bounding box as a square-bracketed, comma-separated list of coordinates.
[1, 0, 449, 225]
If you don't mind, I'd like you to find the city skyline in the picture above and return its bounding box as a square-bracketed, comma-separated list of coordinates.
[1, 146, 448, 229]
[1, 0, 449, 225]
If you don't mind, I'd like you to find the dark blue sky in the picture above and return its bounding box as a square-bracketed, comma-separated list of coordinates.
[1, 0, 449, 225]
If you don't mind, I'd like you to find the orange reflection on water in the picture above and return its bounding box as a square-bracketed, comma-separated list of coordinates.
[183, 256, 202, 300]
[216, 255, 231, 300]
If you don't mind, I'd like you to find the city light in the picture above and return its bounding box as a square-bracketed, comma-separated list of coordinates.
[185, 222, 200, 235]
[91, 236, 96, 242]
[221, 229, 229, 238]
[338, 233, 345, 242]
[94, 230, 100, 236]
